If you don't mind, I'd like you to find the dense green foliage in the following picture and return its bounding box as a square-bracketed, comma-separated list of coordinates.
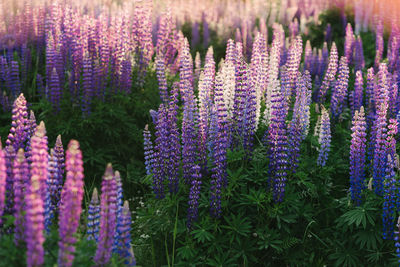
[0, 8, 399, 267]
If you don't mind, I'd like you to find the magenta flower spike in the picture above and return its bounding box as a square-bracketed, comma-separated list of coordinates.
[285, 36, 303, 100]
[58, 140, 84, 267]
[94, 163, 118, 266]
[317, 43, 338, 103]
[13, 148, 29, 245]
[349, 107, 367, 206]
[344, 23, 355, 65]
[26, 126, 47, 267]
[155, 53, 169, 104]
[330, 56, 349, 120]
[6, 94, 28, 151]
[30, 121, 48, 204]
[317, 106, 331, 167]
[54, 135, 65, 207]
[0, 141, 6, 225]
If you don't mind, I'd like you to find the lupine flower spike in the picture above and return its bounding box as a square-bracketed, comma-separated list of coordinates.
[94, 163, 118, 266]
[58, 140, 84, 267]
[349, 107, 367, 206]
[116, 201, 136, 266]
[87, 188, 100, 242]
[317, 106, 331, 166]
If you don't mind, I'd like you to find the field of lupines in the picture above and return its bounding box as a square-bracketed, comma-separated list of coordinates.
[2, 0, 400, 266]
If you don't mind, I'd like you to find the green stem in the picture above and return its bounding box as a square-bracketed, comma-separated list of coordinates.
[171, 199, 179, 267]
[165, 232, 171, 267]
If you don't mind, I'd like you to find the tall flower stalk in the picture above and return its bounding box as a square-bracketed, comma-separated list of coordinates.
[58, 140, 84, 267]
[94, 163, 118, 266]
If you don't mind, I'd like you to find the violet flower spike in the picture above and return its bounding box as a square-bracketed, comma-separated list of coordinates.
[94, 163, 118, 266]
[116, 201, 136, 266]
[13, 148, 29, 245]
[57, 140, 84, 267]
[317, 106, 331, 167]
[349, 107, 367, 206]
[87, 188, 100, 242]
[0, 141, 6, 225]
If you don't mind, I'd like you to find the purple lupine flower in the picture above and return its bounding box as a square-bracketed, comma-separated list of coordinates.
[203, 16, 209, 48]
[250, 33, 268, 131]
[82, 55, 93, 116]
[7, 60, 21, 99]
[45, 149, 57, 232]
[87, 188, 100, 242]
[37, 74, 45, 98]
[288, 72, 311, 173]
[94, 163, 118, 266]
[166, 85, 181, 193]
[351, 71, 364, 116]
[317, 42, 338, 103]
[52, 135, 64, 205]
[287, 115, 302, 174]
[210, 72, 229, 217]
[304, 40, 313, 74]
[191, 22, 200, 47]
[373, 102, 389, 196]
[143, 124, 155, 176]
[30, 121, 48, 204]
[116, 201, 136, 266]
[121, 57, 132, 95]
[232, 45, 248, 146]
[6, 93, 28, 151]
[133, 0, 154, 85]
[188, 165, 201, 228]
[344, 23, 355, 65]
[366, 67, 375, 128]
[0, 142, 6, 225]
[285, 36, 303, 100]
[330, 57, 349, 120]
[375, 20, 384, 70]
[266, 77, 289, 202]
[198, 46, 215, 167]
[49, 68, 61, 113]
[182, 91, 199, 186]
[25, 110, 37, 164]
[153, 105, 168, 198]
[225, 39, 237, 65]
[394, 216, 400, 262]
[58, 140, 84, 267]
[5, 145, 16, 216]
[349, 106, 367, 206]
[383, 155, 397, 240]
[354, 36, 365, 72]
[113, 171, 124, 252]
[155, 53, 169, 104]
[194, 52, 201, 83]
[25, 125, 47, 267]
[389, 77, 398, 118]
[179, 38, 194, 102]
[325, 24, 332, 43]
[317, 106, 331, 167]
[265, 30, 281, 122]
[387, 119, 398, 163]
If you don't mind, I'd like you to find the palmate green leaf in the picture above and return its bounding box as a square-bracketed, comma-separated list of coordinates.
[337, 207, 377, 229]
[354, 228, 382, 250]
[257, 228, 283, 252]
[328, 247, 360, 267]
[191, 228, 214, 244]
[206, 251, 239, 267]
[221, 213, 252, 244]
[365, 250, 385, 264]
[176, 244, 196, 260]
